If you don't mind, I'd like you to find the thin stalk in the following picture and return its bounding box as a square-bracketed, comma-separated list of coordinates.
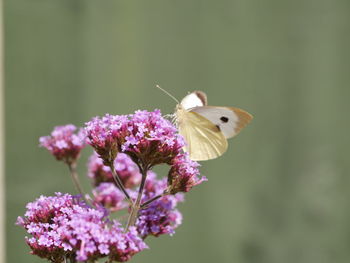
[109, 162, 133, 205]
[68, 162, 86, 198]
[67, 255, 76, 263]
[125, 167, 148, 232]
[140, 193, 164, 209]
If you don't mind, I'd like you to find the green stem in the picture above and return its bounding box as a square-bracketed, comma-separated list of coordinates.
[68, 162, 90, 205]
[109, 162, 133, 206]
[125, 167, 148, 232]
[140, 193, 165, 209]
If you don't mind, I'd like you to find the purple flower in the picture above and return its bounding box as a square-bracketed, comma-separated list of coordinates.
[88, 152, 141, 188]
[17, 193, 147, 262]
[93, 183, 127, 211]
[167, 154, 207, 194]
[85, 114, 129, 165]
[39, 125, 86, 164]
[20, 108, 210, 262]
[136, 196, 183, 239]
[121, 110, 185, 168]
[134, 175, 184, 239]
[109, 225, 148, 262]
[85, 110, 185, 168]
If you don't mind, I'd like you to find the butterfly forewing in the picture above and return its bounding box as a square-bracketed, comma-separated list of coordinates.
[180, 91, 207, 110]
[191, 106, 253, 138]
[178, 111, 228, 161]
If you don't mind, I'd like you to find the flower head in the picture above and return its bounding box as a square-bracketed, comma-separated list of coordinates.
[108, 225, 148, 262]
[85, 110, 185, 168]
[167, 154, 207, 194]
[85, 114, 129, 165]
[136, 197, 183, 239]
[88, 152, 141, 188]
[17, 193, 147, 262]
[39, 125, 86, 164]
[134, 175, 184, 239]
[93, 183, 127, 211]
[120, 110, 185, 168]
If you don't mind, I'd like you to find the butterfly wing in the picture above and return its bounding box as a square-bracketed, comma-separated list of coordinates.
[190, 106, 253, 139]
[177, 110, 228, 161]
[180, 91, 207, 110]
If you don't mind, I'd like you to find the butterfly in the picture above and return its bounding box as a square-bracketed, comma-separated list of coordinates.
[157, 86, 253, 161]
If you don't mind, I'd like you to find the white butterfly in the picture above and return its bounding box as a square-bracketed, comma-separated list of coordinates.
[157, 86, 253, 161]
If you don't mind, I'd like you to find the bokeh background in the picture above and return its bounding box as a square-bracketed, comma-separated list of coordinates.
[5, 0, 350, 262]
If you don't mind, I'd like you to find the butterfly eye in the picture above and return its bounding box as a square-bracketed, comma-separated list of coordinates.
[220, 116, 229, 123]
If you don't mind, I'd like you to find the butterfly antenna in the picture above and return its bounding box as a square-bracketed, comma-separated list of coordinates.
[156, 85, 179, 104]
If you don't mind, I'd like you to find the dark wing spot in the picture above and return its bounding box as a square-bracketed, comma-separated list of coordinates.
[220, 116, 229, 123]
[215, 125, 221, 131]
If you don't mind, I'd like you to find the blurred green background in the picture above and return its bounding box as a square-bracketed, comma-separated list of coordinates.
[5, 0, 350, 262]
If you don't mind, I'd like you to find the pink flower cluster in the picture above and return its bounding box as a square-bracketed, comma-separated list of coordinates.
[137, 197, 183, 238]
[17, 193, 147, 262]
[39, 124, 86, 164]
[85, 110, 185, 167]
[88, 152, 141, 188]
[135, 174, 184, 238]
[92, 183, 127, 211]
[84, 114, 129, 164]
[89, 157, 184, 239]
[167, 154, 207, 194]
[19, 109, 208, 262]
[85, 110, 205, 192]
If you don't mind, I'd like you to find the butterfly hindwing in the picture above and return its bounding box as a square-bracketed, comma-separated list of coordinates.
[178, 111, 228, 161]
